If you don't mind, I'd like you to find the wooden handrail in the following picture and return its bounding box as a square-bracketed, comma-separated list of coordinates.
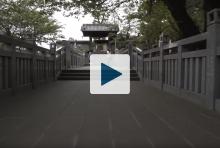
[0, 34, 49, 53]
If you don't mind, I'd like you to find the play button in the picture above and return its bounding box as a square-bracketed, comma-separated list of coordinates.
[101, 63, 122, 86]
[90, 54, 130, 94]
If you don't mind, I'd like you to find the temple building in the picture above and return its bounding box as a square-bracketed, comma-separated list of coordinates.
[81, 24, 119, 54]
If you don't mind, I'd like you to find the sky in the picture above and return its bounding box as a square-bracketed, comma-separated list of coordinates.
[40, 3, 138, 49]
[54, 12, 94, 41]
[41, 12, 94, 48]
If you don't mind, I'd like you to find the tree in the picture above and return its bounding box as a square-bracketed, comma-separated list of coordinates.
[119, 2, 140, 39]
[5, 0, 215, 45]
[63, 0, 199, 38]
[0, 0, 62, 43]
[131, 0, 181, 48]
[43, 0, 220, 39]
[162, 0, 200, 37]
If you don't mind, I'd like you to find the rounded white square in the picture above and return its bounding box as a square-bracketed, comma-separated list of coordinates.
[90, 54, 130, 94]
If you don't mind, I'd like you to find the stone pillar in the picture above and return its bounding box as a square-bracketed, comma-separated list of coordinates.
[206, 9, 220, 110]
[31, 46, 37, 89]
[89, 37, 92, 52]
[65, 44, 71, 70]
[60, 49, 63, 71]
[141, 51, 145, 81]
[159, 33, 165, 90]
[44, 52, 48, 81]
[114, 37, 117, 54]
[128, 41, 133, 69]
[50, 43, 56, 80]
[10, 44, 16, 94]
[177, 46, 183, 93]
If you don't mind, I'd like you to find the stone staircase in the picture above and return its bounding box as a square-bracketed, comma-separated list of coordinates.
[58, 69, 140, 81]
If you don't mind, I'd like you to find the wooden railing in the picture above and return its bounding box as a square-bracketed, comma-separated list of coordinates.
[130, 9, 220, 111]
[55, 46, 85, 74]
[131, 33, 212, 109]
[0, 35, 85, 94]
[141, 33, 207, 94]
[0, 34, 55, 94]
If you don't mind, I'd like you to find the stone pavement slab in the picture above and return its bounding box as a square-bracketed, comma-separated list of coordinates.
[0, 81, 220, 148]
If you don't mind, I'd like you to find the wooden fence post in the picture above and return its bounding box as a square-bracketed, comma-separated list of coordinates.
[159, 35, 164, 90]
[11, 44, 16, 94]
[206, 9, 220, 110]
[60, 50, 63, 71]
[53, 51, 56, 80]
[141, 51, 145, 81]
[31, 46, 37, 89]
[149, 51, 152, 81]
[65, 45, 71, 69]
[44, 52, 48, 82]
[128, 41, 133, 69]
[50, 43, 56, 80]
[177, 45, 183, 93]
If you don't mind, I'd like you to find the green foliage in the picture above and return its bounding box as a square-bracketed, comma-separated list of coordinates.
[186, 0, 205, 32]
[0, 0, 62, 43]
[134, 0, 181, 48]
[49, 0, 206, 48]
[0, 0, 206, 47]
[54, 0, 138, 24]
[110, 0, 205, 48]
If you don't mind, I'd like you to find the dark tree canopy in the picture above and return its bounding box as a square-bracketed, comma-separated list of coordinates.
[163, 0, 200, 38]
[1, 0, 220, 46]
